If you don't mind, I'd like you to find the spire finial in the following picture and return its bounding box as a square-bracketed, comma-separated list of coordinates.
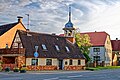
[64, 5, 73, 28]
[69, 5, 71, 22]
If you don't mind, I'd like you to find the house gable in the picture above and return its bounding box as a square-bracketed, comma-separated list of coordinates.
[11, 31, 23, 48]
[0, 22, 18, 36]
[111, 39, 120, 51]
[0, 22, 26, 48]
[81, 31, 107, 47]
[104, 35, 112, 65]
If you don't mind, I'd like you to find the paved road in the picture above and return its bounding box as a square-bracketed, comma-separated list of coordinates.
[0, 69, 120, 80]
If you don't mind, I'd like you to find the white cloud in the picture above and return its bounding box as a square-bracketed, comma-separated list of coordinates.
[0, 0, 120, 39]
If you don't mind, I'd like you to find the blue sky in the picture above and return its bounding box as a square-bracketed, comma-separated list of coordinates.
[0, 0, 120, 39]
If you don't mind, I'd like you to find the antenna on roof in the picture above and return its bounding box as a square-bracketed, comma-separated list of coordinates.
[25, 14, 30, 30]
[69, 5, 71, 22]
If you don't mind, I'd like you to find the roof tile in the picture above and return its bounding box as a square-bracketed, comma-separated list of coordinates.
[81, 32, 108, 46]
[17, 30, 85, 59]
[0, 22, 18, 36]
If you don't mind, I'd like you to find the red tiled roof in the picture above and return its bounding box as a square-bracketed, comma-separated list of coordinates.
[81, 32, 108, 46]
[60, 31, 108, 46]
[111, 40, 120, 51]
[59, 34, 64, 36]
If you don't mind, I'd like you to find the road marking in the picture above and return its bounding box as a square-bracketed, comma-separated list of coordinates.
[67, 75, 83, 78]
[44, 77, 59, 80]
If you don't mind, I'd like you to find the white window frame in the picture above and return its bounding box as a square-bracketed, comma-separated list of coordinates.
[42, 44, 47, 50]
[31, 58, 38, 66]
[65, 46, 70, 52]
[55, 45, 60, 51]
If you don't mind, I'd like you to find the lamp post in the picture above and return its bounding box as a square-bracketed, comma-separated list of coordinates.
[25, 14, 30, 30]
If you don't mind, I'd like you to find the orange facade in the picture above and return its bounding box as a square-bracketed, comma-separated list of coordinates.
[66, 37, 75, 43]
[0, 23, 26, 48]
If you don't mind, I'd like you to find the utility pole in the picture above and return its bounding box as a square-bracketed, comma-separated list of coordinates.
[25, 14, 30, 30]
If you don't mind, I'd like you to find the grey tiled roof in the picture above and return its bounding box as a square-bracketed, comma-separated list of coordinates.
[0, 22, 18, 36]
[17, 30, 85, 59]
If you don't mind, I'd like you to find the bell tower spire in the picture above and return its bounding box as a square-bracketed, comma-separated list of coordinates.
[69, 6, 71, 22]
[63, 5, 76, 38]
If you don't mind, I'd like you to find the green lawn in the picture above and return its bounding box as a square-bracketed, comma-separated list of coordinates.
[86, 66, 120, 71]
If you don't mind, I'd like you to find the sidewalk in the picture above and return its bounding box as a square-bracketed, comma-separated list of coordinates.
[0, 70, 90, 75]
[27, 70, 90, 74]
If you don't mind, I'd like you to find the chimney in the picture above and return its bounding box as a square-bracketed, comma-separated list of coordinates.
[17, 16, 23, 23]
[52, 33, 56, 35]
[116, 38, 118, 41]
[26, 29, 30, 32]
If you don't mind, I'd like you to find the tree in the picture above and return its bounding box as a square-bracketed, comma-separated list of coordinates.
[75, 33, 92, 62]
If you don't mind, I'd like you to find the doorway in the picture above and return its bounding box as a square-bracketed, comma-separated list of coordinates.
[58, 60, 63, 70]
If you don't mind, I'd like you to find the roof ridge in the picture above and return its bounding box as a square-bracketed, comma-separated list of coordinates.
[0, 22, 18, 27]
[111, 40, 120, 41]
[81, 31, 106, 34]
[0, 22, 18, 36]
[18, 30, 64, 38]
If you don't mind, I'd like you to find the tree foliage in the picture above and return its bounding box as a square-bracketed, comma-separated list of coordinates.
[75, 33, 92, 62]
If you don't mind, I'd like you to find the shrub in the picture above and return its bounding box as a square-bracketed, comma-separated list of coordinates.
[0, 66, 3, 71]
[13, 67, 19, 72]
[5, 67, 10, 72]
[86, 67, 99, 71]
[20, 67, 26, 73]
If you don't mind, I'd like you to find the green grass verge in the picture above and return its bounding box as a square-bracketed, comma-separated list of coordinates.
[86, 66, 120, 71]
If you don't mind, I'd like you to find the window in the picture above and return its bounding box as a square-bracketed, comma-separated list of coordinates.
[107, 41, 110, 45]
[31, 59, 38, 65]
[46, 59, 52, 65]
[93, 48, 100, 52]
[55, 45, 60, 51]
[78, 60, 81, 65]
[93, 56, 100, 61]
[69, 59, 72, 65]
[16, 37, 20, 42]
[42, 44, 47, 50]
[65, 46, 70, 52]
[5, 44, 8, 48]
[118, 58, 120, 61]
[65, 61, 68, 65]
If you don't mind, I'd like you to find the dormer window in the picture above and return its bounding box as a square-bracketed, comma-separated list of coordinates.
[42, 44, 47, 50]
[65, 46, 70, 52]
[55, 45, 60, 51]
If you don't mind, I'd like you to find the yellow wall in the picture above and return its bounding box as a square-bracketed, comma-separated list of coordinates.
[63, 59, 85, 66]
[81, 59, 85, 66]
[26, 58, 85, 66]
[26, 58, 58, 66]
[26, 58, 31, 65]
[113, 54, 117, 62]
[73, 59, 78, 65]
[0, 23, 26, 48]
[52, 59, 58, 66]
[39, 58, 46, 65]
[63, 59, 69, 66]
[105, 35, 112, 66]
[112, 51, 118, 66]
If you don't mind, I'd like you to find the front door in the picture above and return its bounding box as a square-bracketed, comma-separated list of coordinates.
[58, 60, 63, 70]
